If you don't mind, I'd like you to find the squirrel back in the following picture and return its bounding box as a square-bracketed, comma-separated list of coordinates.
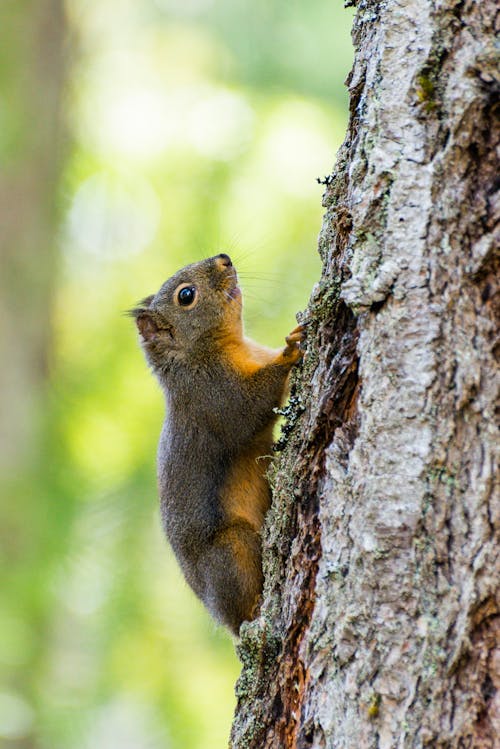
[131, 254, 304, 634]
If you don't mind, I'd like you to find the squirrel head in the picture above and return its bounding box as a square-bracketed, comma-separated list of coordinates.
[130, 254, 242, 373]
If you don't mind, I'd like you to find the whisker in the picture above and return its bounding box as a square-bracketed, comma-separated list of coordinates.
[231, 250, 259, 268]
[239, 291, 277, 306]
[221, 288, 243, 308]
[237, 274, 280, 283]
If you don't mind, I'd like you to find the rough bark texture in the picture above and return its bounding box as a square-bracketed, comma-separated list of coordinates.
[230, 1, 499, 747]
[0, 0, 65, 472]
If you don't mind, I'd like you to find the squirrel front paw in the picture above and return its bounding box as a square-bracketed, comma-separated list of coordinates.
[282, 324, 306, 365]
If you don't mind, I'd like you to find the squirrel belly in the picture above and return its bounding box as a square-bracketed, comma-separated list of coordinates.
[131, 254, 304, 636]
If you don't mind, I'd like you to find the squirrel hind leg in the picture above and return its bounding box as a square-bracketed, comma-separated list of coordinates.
[199, 524, 263, 636]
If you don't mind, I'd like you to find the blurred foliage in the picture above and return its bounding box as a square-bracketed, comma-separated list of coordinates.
[0, 1, 353, 747]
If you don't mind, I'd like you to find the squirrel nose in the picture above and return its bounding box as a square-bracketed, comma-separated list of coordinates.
[214, 253, 232, 270]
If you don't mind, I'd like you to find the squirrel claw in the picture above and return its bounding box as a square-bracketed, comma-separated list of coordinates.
[283, 324, 306, 364]
[285, 324, 306, 347]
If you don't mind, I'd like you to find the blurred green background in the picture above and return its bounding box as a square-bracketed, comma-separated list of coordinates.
[0, 1, 352, 747]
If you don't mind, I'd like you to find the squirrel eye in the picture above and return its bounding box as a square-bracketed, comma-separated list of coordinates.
[177, 286, 196, 306]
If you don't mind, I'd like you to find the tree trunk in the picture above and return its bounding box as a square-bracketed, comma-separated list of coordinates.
[0, 0, 66, 473]
[230, 1, 499, 747]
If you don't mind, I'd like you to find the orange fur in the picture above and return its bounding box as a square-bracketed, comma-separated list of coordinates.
[220, 439, 272, 531]
[222, 335, 283, 376]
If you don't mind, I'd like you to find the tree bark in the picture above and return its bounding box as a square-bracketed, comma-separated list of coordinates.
[0, 0, 66, 473]
[230, 1, 499, 747]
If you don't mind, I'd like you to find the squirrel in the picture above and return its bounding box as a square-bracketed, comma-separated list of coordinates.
[130, 253, 304, 636]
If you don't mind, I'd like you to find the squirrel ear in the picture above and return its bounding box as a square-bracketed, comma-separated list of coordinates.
[133, 311, 175, 346]
[128, 295, 157, 340]
[128, 297, 174, 344]
[135, 312, 159, 342]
